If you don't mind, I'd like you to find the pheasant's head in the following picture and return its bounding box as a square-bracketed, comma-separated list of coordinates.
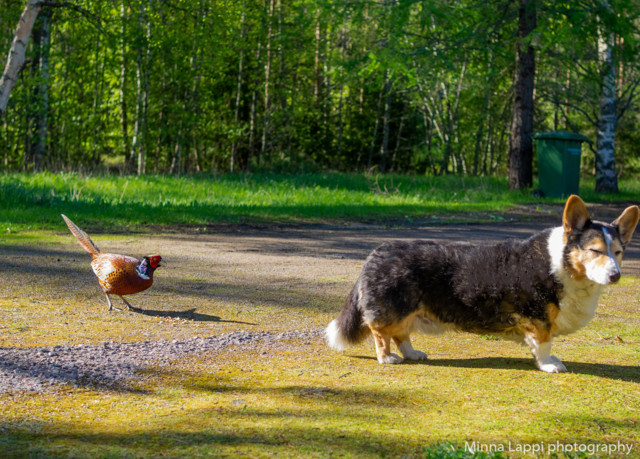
[137, 255, 162, 278]
[147, 255, 162, 269]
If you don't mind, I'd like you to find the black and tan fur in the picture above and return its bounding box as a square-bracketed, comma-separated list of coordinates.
[326, 195, 639, 372]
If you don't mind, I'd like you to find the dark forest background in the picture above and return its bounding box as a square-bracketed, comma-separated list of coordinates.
[2, 0, 640, 183]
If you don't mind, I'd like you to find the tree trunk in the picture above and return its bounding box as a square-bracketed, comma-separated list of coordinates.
[30, 6, 52, 171]
[139, 0, 152, 175]
[90, 33, 106, 167]
[473, 51, 493, 176]
[313, 16, 323, 105]
[170, 134, 182, 174]
[119, 0, 129, 168]
[185, 0, 204, 173]
[230, 0, 246, 172]
[130, 0, 151, 175]
[390, 108, 405, 172]
[379, 70, 392, 174]
[595, 4, 619, 193]
[507, 0, 536, 190]
[261, 0, 275, 163]
[334, 21, 347, 171]
[247, 43, 261, 171]
[0, 0, 43, 118]
[129, 3, 144, 172]
[367, 83, 384, 170]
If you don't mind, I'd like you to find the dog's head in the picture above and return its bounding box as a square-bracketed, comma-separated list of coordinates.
[561, 195, 639, 284]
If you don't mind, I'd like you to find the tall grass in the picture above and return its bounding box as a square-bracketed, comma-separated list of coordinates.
[1, 172, 638, 231]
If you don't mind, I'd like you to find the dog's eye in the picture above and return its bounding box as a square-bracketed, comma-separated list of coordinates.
[614, 250, 623, 256]
[589, 249, 603, 255]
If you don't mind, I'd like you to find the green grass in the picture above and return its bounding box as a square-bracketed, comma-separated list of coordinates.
[2, 172, 639, 232]
[1, 187, 640, 457]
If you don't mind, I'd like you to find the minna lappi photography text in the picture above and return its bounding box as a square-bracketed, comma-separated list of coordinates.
[465, 441, 634, 456]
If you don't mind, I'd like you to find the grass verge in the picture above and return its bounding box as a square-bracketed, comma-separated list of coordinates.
[2, 172, 639, 232]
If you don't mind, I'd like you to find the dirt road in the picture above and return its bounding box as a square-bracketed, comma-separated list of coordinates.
[2, 210, 639, 392]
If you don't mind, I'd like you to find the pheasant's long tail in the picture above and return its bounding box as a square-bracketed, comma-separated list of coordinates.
[61, 214, 101, 258]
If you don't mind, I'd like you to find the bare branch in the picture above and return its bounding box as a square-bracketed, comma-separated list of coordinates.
[617, 77, 640, 121]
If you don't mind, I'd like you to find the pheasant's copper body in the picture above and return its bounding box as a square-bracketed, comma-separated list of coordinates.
[62, 214, 161, 311]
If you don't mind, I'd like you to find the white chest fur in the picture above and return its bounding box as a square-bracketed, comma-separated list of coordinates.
[547, 227, 603, 336]
[555, 275, 602, 335]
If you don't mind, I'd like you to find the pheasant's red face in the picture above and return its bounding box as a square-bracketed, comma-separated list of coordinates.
[149, 255, 162, 269]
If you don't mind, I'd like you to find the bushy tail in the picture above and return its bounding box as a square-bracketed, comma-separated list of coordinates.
[61, 214, 101, 258]
[326, 280, 370, 351]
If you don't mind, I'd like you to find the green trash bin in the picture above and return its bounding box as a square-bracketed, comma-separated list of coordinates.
[533, 131, 589, 198]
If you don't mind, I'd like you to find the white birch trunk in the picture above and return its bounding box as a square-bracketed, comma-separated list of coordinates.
[0, 0, 43, 118]
[595, 7, 619, 193]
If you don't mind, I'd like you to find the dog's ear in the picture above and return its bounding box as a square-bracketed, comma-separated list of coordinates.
[563, 195, 590, 233]
[612, 205, 640, 245]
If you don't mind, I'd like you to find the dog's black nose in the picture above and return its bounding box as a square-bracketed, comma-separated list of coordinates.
[609, 272, 621, 283]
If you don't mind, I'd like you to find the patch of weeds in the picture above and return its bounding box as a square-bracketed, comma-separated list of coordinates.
[422, 442, 507, 458]
[10, 322, 29, 332]
[549, 453, 590, 459]
[479, 335, 501, 341]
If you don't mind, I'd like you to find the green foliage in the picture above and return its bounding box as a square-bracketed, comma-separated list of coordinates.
[1, 0, 640, 177]
[422, 442, 508, 459]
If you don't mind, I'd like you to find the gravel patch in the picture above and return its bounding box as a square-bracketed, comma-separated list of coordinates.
[0, 329, 323, 394]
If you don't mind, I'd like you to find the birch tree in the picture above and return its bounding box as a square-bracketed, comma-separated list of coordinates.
[0, 0, 43, 118]
[595, 0, 618, 193]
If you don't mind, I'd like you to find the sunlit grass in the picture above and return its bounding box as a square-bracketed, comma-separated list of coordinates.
[2, 171, 637, 231]
[1, 205, 639, 457]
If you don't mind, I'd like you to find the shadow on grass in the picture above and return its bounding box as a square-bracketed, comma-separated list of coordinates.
[0, 376, 432, 456]
[128, 306, 256, 325]
[0, 420, 424, 458]
[349, 355, 640, 382]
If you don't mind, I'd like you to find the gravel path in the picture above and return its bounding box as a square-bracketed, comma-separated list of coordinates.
[0, 329, 322, 394]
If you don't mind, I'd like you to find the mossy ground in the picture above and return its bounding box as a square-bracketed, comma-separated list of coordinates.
[1, 226, 639, 458]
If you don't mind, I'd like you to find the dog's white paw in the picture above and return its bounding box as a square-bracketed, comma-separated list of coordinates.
[538, 359, 567, 373]
[378, 353, 404, 364]
[402, 349, 428, 361]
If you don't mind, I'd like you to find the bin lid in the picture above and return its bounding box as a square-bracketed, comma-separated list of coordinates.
[533, 131, 589, 142]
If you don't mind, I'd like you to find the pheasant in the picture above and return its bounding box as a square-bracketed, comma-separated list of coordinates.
[61, 214, 162, 311]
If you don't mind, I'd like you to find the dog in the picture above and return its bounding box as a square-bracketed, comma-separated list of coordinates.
[326, 195, 639, 372]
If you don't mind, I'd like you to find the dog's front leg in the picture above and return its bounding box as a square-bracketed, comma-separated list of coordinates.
[524, 334, 567, 373]
[393, 334, 428, 361]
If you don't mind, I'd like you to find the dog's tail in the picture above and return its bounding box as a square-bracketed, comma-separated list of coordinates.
[326, 280, 370, 351]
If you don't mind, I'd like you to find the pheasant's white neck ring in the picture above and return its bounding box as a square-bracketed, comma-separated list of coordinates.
[136, 264, 151, 279]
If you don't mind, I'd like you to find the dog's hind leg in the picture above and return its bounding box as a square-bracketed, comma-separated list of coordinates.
[371, 329, 403, 364]
[393, 334, 428, 361]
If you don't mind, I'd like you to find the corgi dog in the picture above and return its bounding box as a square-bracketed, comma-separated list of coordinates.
[326, 195, 639, 373]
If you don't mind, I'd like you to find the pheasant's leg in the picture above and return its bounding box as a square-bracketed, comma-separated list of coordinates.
[120, 296, 139, 311]
[105, 294, 121, 312]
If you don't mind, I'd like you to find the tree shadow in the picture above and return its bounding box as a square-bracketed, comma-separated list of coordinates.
[127, 306, 256, 325]
[349, 355, 640, 382]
